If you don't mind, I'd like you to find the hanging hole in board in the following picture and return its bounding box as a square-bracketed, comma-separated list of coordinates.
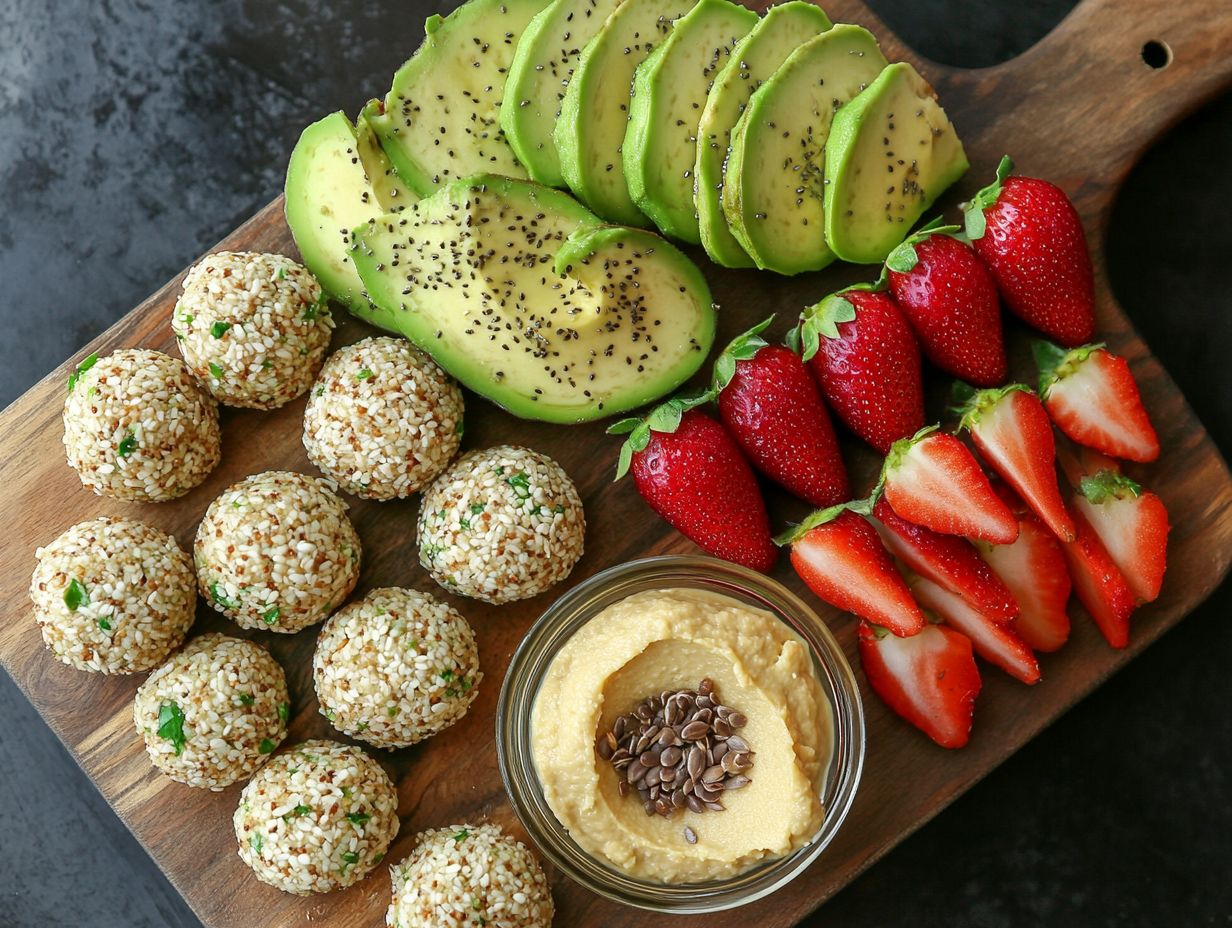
[1141, 40, 1172, 69]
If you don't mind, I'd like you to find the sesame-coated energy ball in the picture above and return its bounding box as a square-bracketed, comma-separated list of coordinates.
[234, 739, 399, 895]
[386, 823, 554, 928]
[303, 337, 464, 500]
[62, 348, 220, 502]
[195, 471, 361, 633]
[134, 633, 290, 790]
[30, 517, 196, 674]
[313, 588, 481, 750]
[417, 446, 585, 604]
[173, 251, 334, 409]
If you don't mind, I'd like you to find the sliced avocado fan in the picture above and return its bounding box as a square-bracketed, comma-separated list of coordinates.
[501, 0, 624, 187]
[623, 0, 758, 244]
[723, 25, 887, 275]
[694, 1, 832, 267]
[367, 0, 549, 197]
[351, 175, 715, 424]
[555, 0, 695, 226]
[356, 99, 415, 213]
[824, 61, 969, 263]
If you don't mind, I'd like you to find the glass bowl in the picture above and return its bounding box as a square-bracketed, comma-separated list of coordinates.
[496, 555, 865, 913]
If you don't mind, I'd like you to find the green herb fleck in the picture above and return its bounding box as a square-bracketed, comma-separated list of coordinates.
[262, 605, 280, 625]
[452, 829, 469, 844]
[158, 702, 187, 756]
[470, 503, 485, 515]
[238, 692, 255, 707]
[456, 419, 465, 436]
[208, 361, 224, 380]
[346, 811, 371, 826]
[258, 738, 276, 755]
[277, 267, 287, 281]
[277, 702, 290, 724]
[210, 321, 232, 338]
[86, 385, 97, 398]
[67, 354, 99, 392]
[387, 705, 398, 717]
[302, 302, 319, 322]
[356, 368, 374, 381]
[250, 833, 263, 855]
[116, 433, 137, 458]
[261, 359, 273, 370]
[339, 850, 359, 872]
[340, 785, 352, 798]
[209, 582, 238, 610]
[64, 578, 88, 611]
[284, 804, 311, 819]
[460, 518, 471, 530]
[507, 471, 531, 499]
[97, 617, 112, 632]
[314, 385, 324, 397]
[440, 669, 455, 682]
[324, 708, 336, 722]
[355, 722, 369, 733]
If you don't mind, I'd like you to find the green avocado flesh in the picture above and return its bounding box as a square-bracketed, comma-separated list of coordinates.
[367, 0, 549, 197]
[824, 61, 969, 263]
[694, 2, 832, 267]
[356, 100, 416, 212]
[555, 0, 695, 226]
[285, 111, 405, 332]
[500, 0, 624, 187]
[623, 0, 758, 244]
[351, 175, 715, 423]
[723, 25, 886, 275]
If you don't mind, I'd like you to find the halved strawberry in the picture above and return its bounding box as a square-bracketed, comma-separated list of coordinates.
[909, 575, 1041, 684]
[777, 505, 925, 637]
[858, 619, 982, 749]
[955, 383, 1076, 542]
[1061, 508, 1137, 649]
[872, 497, 1018, 624]
[974, 512, 1071, 653]
[1035, 341, 1160, 463]
[880, 426, 1018, 544]
[1055, 438, 1121, 489]
[1071, 470, 1169, 603]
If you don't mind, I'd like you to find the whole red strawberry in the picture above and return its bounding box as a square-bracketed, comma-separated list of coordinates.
[884, 223, 1007, 386]
[797, 286, 924, 454]
[714, 319, 849, 508]
[963, 156, 1095, 346]
[611, 404, 777, 571]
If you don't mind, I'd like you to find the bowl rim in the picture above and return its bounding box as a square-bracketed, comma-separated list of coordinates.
[496, 554, 866, 913]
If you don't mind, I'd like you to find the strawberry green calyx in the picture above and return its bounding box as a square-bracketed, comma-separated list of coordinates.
[883, 217, 962, 275]
[711, 316, 775, 395]
[1079, 470, 1144, 504]
[874, 423, 942, 497]
[608, 387, 712, 480]
[773, 496, 874, 547]
[797, 280, 883, 361]
[1032, 340, 1107, 397]
[951, 381, 1034, 432]
[962, 154, 1014, 241]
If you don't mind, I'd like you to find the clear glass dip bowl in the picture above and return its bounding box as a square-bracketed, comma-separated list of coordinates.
[496, 556, 866, 913]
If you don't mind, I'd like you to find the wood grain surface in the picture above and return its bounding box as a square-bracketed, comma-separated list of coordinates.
[1, 0, 1230, 925]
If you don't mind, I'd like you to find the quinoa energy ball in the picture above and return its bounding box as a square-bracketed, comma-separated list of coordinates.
[196, 471, 361, 633]
[173, 251, 333, 409]
[134, 634, 289, 790]
[30, 517, 196, 674]
[417, 446, 585, 604]
[303, 337, 463, 500]
[314, 588, 481, 749]
[234, 739, 399, 895]
[387, 823, 554, 928]
[62, 348, 220, 502]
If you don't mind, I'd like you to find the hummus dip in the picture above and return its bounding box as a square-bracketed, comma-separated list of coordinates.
[530, 587, 833, 882]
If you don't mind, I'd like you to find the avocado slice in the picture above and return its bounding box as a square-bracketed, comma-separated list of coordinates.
[694, 1, 832, 267]
[555, 0, 695, 226]
[623, 0, 758, 243]
[722, 25, 886, 275]
[501, 0, 624, 187]
[824, 62, 968, 263]
[351, 175, 715, 423]
[367, 0, 549, 197]
[355, 99, 415, 213]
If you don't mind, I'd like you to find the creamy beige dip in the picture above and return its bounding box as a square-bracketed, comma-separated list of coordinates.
[530, 588, 833, 882]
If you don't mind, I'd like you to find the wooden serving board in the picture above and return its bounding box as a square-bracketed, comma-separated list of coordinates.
[2, 0, 1230, 925]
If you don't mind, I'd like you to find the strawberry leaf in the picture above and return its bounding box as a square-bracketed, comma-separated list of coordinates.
[962, 154, 1014, 241]
[799, 294, 857, 360]
[610, 388, 713, 480]
[711, 316, 775, 395]
[606, 417, 642, 436]
[1033, 340, 1104, 396]
[884, 217, 962, 274]
[784, 323, 802, 356]
[774, 496, 875, 546]
[1079, 471, 1143, 504]
[951, 382, 1033, 432]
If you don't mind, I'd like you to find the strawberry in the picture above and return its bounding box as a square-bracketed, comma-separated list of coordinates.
[1061, 508, 1137, 648]
[872, 497, 1019, 624]
[611, 402, 777, 572]
[1070, 470, 1169, 603]
[1055, 437, 1121, 489]
[884, 221, 1007, 387]
[879, 426, 1018, 545]
[713, 319, 849, 508]
[1034, 340, 1160, 463]
[795, 285, 924, 454]
[777, 505, 925, 637]
[909, 574, 1041, 685]
[954, 383, 1076, 542]
[963, 156, 1095, 346]
[973, 506, 1071, 653]
[858, 619, 981, 749]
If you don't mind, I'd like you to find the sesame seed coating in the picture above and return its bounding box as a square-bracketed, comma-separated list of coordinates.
[303, 337, 464, 500]
[314, 588, 481, 749]
[195, 471, 361, 633]
[134, 633, 289, 790]
[386, 823, 554, 928]
[234, 739, 399, 895]
[30, 517, 196, 674]
[173, 251, 334, 409]
[417, 446, 585, 604]
[62, 348, 220, 502]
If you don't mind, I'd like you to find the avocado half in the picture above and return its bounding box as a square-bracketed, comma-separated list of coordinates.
[351, 175, 716, 423]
